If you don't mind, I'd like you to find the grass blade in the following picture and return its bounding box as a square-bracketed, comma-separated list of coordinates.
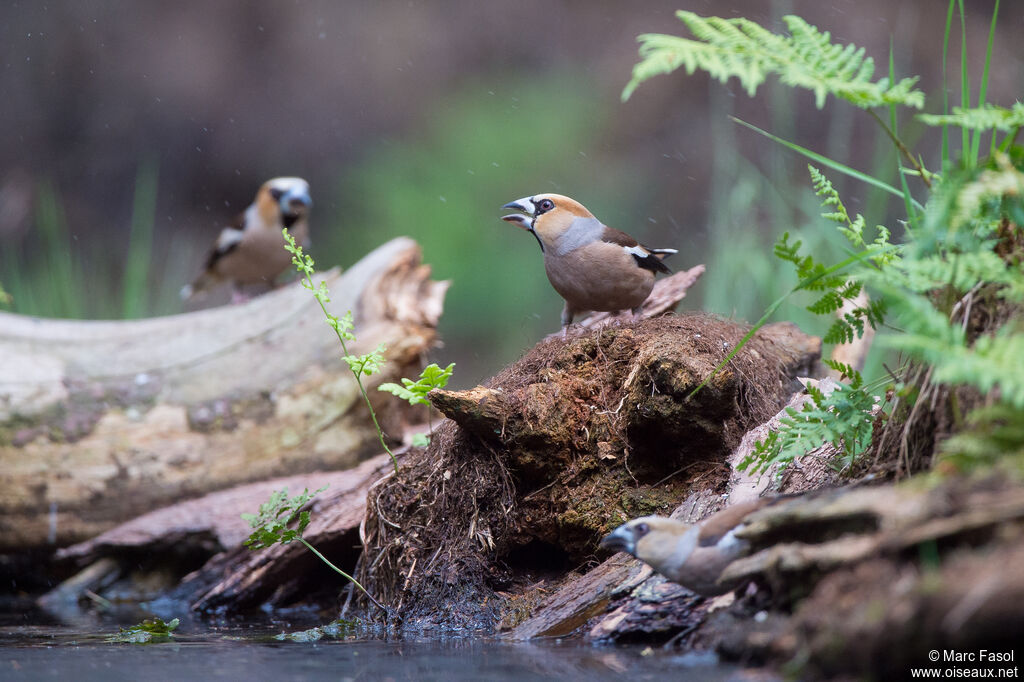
[889, 43, 918, 224]
[121, 158, 159, 319]
[957, 0, 971, 166]
[688, 246, 889, 399]
[976, 0, 1000, 157]
[941, 0, 955, 167]
[730, 116, 924, 211]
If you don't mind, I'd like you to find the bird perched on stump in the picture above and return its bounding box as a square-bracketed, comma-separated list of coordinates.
[181, 177, 312, 303]
[501, 193, 677, 335]
[600, 499, 775, 596]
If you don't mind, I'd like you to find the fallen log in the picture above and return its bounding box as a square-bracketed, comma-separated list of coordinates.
[41, 453, 394, 611]
[559, 475, 1024, 659]
[0, 237, 448, 552]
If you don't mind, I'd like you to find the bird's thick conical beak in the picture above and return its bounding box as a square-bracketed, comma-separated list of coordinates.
[501, 197, 535, 230]
[599, 525, 635, 555]
[280, 186, 313, 214]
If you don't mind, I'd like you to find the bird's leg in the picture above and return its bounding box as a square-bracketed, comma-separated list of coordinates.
[560, 303, 575, 339]
[630, 305, 643, 324]
[230, 289, 252, 305]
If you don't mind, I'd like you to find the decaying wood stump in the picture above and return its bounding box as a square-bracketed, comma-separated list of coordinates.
[0, 237, 448, 552]
[356, 313, 822, 630]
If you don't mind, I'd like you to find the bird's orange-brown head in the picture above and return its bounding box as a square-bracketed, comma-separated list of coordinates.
[254, 177, 312, 230]
[501, 193, 595, 253]
[600, 515, 698, 571]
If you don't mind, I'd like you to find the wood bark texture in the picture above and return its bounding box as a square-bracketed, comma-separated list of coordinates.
[0, 237, 448, 551]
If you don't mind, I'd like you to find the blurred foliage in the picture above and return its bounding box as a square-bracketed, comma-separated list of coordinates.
[624, 12, 925, 110]
[632, 5, 1024, 477]
[1, 162, 188, 320]
[321, 74, 646, 383]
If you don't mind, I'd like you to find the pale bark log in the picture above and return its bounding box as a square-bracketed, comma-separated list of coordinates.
[0, 237, 448, 551]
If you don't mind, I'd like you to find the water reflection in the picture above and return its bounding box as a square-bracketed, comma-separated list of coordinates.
[2, 606, 739, 682]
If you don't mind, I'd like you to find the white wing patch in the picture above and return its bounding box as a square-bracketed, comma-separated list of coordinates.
[215, 228, 245, 252]
[716, 527, 743, 551]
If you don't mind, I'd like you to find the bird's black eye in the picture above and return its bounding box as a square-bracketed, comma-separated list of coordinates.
[634, 522, 650, 537]
[536, 198, 555, 214]
[269, 188, 284, 201]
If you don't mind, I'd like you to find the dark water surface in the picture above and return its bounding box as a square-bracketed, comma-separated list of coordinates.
[1, 600, 739, 681]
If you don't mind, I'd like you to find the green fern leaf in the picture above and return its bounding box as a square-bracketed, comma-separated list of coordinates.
[918, 102, 1024, 132]
[808, 290, 844, 315]
[823, 316, 857, 345]
[624, 12, 924, 110]
[742, 378, 877, 476]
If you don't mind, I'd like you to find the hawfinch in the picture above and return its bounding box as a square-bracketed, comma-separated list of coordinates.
[501, 193, 677, 333]
[181, 177, 312, 302]
[600, 499, 772, 596]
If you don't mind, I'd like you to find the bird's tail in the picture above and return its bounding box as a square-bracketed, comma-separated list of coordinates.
[649, 248, 678, 258]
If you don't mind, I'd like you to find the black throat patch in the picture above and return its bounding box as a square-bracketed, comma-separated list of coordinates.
[529, 228, 544, 253]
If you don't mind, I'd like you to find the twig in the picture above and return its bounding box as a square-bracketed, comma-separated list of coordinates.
[402, 557, 418, 592]
[868, 109, 932, 189]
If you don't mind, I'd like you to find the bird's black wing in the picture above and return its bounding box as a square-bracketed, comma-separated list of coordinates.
[601, 226, 673, 274]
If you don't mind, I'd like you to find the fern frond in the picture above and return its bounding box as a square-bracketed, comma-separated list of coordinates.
[624, 12, 925, 110]
[808, 282, 863, 315]
[882, 290, 1024, 408]
[809, 166, 900, 265]
[823, 317, 856, 345]
[914, 154, 1024, 260]
[918, 102, 1024, 132]
[950, 155, 1024, 234]
[822, 359, 863, 384]
[809, 165, 851, 226]
[930, 326, 1024, 409]
[940, 404, 1024, 472]
[808, 290, 844, 315]
[741, 378, 877, 476]
[893, 250, 1015, 294]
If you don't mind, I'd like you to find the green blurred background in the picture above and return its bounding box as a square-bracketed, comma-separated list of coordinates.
[0, 1, 1018, 386]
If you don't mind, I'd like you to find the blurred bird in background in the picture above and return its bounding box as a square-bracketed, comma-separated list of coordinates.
[502, 193, 676, 335]
[181, 177, 312, 304]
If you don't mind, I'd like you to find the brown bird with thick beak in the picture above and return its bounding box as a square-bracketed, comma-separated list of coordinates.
[501, 193, 677, 335]
[181, 177, 312, 303]
[600, 499, 774, 596]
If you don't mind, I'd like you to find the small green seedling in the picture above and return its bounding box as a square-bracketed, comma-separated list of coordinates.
[106, 617, 179, 644]
[379, 363, 455, 407]
[379, 362, 455, 445]
[282, 229, 397, 473]
[242, 486, 325, 550]
[242, 487, 385, 611]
